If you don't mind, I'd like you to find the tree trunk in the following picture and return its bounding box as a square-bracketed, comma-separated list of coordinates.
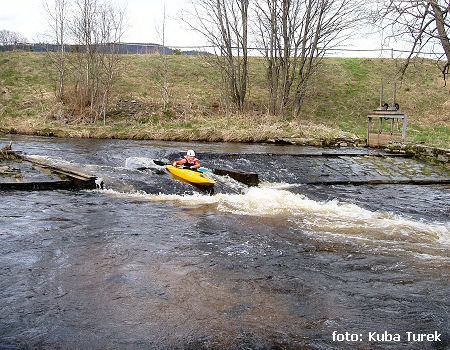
[429, 0, 450, 79]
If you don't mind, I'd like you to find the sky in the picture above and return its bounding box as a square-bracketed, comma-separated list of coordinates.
[0, 0, 205, 45]
[0, 0, 405, 58]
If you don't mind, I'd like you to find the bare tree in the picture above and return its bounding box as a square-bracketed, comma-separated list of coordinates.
[68, 0, 125, 122]
[0, 30, 8, 46]
[375, 0, 450, 82]
[255, 0, 364, 117]
[44, 0, 124, 122]
[44, 0, 68, 104]
[0, 30, 27, 46]
[187, 0, 249, 111]
[97, 3, 125, 124]
[71, 0, 98, 118]
[255, 0, 299, 115]
[156, 2, 170, 109]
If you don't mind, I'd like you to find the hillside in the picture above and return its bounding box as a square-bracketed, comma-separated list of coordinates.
[0, 51, 449, 147]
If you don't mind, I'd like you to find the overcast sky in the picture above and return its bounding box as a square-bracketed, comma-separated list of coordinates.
[0, 0, 396, 57]
[0, 0, 206, 46]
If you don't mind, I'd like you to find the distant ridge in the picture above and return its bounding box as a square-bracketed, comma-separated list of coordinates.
[0, 42, 211, 56]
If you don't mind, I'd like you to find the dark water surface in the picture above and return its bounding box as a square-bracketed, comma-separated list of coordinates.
[0, 135, 449, 350]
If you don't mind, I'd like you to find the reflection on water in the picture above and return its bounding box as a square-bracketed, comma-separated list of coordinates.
[0, 135, 449, 350]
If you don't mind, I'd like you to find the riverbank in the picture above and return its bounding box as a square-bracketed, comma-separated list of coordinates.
[0, 114, 363, 147]
[0, 52, 449, 147]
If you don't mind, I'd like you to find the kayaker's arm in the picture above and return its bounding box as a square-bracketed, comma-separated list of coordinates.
[191, 160, 200, 170]
[173, 159, 187, 167]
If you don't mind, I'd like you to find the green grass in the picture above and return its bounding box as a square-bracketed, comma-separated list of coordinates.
[408, 125, 450, 145]
[0, 51, 448, 147]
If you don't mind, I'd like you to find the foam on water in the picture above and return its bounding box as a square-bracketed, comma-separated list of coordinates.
[98, 186, 449, 248]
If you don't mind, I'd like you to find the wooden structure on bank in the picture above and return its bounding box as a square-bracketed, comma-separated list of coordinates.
[367, 82, 408, 147]
[367, 110, 407, 147]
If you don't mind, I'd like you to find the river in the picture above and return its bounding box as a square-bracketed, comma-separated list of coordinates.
[0, 135, 449, 350]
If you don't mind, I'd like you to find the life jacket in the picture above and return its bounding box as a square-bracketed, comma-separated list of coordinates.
[183, 155, 199, 168]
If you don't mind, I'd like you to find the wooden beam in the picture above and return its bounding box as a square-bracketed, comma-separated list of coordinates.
[212, 168, 259, 186]
[0, 180, 74, 191]
[20, 155, 97, 182]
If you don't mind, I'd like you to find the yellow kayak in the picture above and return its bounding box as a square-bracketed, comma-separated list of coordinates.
[166, 165, 215, 186]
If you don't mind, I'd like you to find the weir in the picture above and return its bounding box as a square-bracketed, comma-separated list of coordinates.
[196, 163, 449, 187]
[3, 143, 449, 192]
[301, 178, 450, 186]
[0, 150, 100, 191]
[220, 151, 412, 158]
[205, 152, 449, 187]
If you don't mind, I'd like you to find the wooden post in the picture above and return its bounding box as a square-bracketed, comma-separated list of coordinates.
[392, 81, 397, 107]
[379, 82, 384, 108]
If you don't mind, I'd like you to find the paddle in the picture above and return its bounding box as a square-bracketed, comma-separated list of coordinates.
[131, 159, 169, 171]
[153, 160, 168, 166]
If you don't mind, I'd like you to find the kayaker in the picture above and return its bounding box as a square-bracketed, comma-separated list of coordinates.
[173, 150, 201, 170]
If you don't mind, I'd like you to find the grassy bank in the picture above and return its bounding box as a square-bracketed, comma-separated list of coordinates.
[0, 51, 449, 147]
